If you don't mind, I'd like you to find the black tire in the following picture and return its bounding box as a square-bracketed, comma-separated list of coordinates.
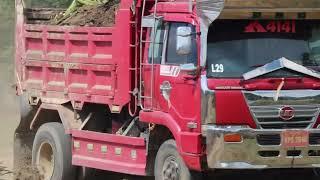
[32, 122, 76, 180]
[154, 139, 202, 180]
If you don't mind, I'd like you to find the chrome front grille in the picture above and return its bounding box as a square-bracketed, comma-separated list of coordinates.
[250, 105, 320, 129]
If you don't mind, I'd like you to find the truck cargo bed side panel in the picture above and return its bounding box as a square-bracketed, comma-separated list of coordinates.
[18, 6, 132, 107]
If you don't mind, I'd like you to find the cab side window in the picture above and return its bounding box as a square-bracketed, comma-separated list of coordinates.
[166, 23, 197, 65]
[148, 21, 165, 64]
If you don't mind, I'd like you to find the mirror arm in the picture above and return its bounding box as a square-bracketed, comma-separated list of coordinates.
[183, 74, 198, 80]
[183, 66, 201, 80]
[177, 31, 201, 37]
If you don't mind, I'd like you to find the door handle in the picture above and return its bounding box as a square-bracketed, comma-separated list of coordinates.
[160, 81, 172, 103]
[160, 81, 172, 92]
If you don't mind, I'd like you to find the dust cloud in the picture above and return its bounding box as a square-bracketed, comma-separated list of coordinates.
[0, 0, 20, 179]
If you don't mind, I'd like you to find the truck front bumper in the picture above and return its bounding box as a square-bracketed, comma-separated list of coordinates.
[203, 125, 320, 169]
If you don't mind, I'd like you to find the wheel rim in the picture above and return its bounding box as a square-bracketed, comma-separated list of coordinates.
[36, 142, 54, 180]
[162, 155, 180, 180]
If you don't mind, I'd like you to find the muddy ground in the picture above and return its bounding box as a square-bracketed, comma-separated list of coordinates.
[0, 61, 18, 180]
[0, 0, 19, 179]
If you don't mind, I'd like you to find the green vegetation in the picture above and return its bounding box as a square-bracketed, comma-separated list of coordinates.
[57, 0, 109, 23]
[64, 0, 109, 15]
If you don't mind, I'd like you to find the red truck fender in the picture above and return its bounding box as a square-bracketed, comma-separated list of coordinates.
[139, 110, 203, 171]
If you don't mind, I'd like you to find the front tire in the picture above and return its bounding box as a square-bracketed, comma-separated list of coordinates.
[32, 122, 75, 180]
[154, 139, 201, 180]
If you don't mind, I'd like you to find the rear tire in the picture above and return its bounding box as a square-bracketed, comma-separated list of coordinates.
[154, 139, 202, 180]
[32, 122, 75, 180]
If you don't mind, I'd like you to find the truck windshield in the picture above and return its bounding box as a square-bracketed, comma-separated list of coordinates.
[23, 0, 72, 8]
[207, 20, 320, 78]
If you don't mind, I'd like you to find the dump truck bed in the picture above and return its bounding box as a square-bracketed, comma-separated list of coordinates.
[16, 2, 133, 107]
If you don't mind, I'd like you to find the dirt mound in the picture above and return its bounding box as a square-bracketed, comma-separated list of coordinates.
[55, 0, 120, 27]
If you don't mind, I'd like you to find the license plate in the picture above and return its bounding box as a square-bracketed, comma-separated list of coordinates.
[281, 130, 309, 148]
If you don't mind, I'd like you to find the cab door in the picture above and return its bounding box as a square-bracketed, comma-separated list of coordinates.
[155, 22, 201, 131]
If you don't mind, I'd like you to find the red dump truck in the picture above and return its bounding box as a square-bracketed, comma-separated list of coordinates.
[14, 0, 320, 179]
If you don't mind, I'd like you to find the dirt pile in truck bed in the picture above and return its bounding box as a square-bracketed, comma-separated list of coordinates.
[54, 0, 119, 27]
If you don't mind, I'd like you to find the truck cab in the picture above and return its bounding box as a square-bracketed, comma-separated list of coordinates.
[203, 20, 320, 168]
[142, 0, 320, 170]
[199, 1, 320, 169]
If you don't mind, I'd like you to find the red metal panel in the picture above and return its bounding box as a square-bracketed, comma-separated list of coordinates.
[180, 153, 203, 171]
[71, 130, 147, 176]
[18, 2, 133, 108]
[215, 90, 257, 128]
[155, 2, 190, 13]
[72, 130, 146, 146]
[180, 132, 202, 154]
[140, 111, 203, 171]
[23, 25, 115, 65]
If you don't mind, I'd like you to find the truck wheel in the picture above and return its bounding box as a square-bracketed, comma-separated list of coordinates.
[155, 139, 201, 180]
[32, 122, 75, 180]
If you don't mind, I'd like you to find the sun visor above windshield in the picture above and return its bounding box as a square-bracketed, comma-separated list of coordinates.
[196, 0, 224, 66]
[221, 0, 320, 19]
[222, 0, 320, 11]
[243, 57, 320, 80]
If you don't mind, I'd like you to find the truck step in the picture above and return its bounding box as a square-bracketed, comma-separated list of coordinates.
[71, 130, 147, 176]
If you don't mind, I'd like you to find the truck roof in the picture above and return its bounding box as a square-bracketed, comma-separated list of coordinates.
[221, 0, 320, 19]
[197, 0, 320, 21]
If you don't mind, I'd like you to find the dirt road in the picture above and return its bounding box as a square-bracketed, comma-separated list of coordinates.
[0, 61, 18, 180]
[0, 0, 20, 179]
[79, 169, 318, 180]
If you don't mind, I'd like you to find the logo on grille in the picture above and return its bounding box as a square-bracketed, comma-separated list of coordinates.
[279, 106, 295, 120]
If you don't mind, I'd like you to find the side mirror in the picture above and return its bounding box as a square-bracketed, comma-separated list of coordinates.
[176, 26, 192, 55]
